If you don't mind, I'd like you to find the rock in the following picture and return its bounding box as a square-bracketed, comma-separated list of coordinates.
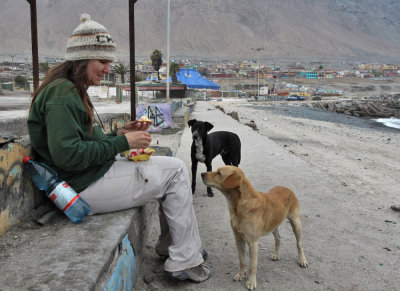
[143, 273, 155, 284]
[227, 111, 239, 121]
[245, 120, 257, 131]
[390, 205, 400, 212]
[215, 105, 225, 113]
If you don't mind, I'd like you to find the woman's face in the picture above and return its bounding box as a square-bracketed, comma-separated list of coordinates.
[86, 60, 111, 86]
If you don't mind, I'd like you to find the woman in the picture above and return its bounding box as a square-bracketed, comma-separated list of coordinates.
[27, 13, 212, 283]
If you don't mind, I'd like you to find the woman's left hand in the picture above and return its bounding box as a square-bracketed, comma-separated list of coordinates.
[117, 120, 150, 135]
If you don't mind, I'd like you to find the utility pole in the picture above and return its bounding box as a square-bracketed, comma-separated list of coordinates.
[10, 54, 16, 87]
[257, 60, 260, 99]
[10, 54, 17, 73]
[166, 0, 170, 101]
[251, 47, 263, 99]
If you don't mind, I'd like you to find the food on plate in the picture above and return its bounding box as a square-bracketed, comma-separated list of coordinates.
[138, 115, 152, 124]
[123, 148, 155, 162]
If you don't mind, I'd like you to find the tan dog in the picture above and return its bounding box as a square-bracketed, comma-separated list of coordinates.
[201, 166, 308, 290]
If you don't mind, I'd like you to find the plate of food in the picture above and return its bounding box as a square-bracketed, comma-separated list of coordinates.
[123, 148, 155, 162]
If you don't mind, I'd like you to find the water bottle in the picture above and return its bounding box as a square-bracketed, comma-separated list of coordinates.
[23, 156, 91, 223]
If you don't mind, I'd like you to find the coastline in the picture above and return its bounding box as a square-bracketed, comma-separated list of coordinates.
[213, 100, 399, 210]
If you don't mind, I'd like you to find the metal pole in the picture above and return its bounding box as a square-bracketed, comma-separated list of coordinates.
[27, 0, 39, 91]
[10, 55, 15, 70]
[129, 0, 138, 121]
[257, 62, 259, 98]
[166, 0, 170, 101]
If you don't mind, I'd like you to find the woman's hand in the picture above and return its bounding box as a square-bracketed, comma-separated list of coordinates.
[117, 120, 150, 136]
[124, 131, 152, 149]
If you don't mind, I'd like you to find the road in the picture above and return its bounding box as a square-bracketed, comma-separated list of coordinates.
[134, 101, 399, 291]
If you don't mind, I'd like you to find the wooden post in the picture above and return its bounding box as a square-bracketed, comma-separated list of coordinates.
[27, 0, 39, 91]
[129, 0, 138, 121]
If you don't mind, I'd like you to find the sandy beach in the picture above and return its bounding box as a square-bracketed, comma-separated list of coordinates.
[214, 100, 400, 211]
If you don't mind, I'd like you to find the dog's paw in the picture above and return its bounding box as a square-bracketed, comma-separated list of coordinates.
[298, 258, 309, 268]
[271, 253, 279, 261]
[233, 272, 246, 281]
[246, 280, 257, 290]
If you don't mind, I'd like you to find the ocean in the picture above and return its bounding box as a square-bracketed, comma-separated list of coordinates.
[374, 117, 400, 130]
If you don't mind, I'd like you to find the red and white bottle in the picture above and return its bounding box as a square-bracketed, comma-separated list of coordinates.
[23, 156, 91, 223]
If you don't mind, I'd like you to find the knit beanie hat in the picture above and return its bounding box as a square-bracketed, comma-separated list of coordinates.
[65, 13, 116, 62]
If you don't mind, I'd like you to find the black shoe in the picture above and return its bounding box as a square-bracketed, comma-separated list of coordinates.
[168, 263, 213, 283]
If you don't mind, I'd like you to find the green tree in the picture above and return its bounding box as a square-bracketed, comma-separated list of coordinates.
[14, 75, 28, 89]
[169, 62, 180, 83]
[40, 62, 50, 73]
[112, 63, 128, 84]
[318, 65, 323, 70]
[151, 49, 163, 80]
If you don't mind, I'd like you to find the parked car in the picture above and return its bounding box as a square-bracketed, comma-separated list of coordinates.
[285, 95, 305, 101]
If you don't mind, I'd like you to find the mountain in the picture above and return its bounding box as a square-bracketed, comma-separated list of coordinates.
[1, 0, 400, 63]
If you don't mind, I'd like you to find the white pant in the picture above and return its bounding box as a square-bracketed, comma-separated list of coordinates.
[80, 156, 203, 272]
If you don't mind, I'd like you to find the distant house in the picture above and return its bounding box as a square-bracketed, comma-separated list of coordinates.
[299, 72, 317, 79]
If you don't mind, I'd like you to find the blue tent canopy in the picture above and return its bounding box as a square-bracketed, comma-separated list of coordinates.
[147, 68, 220, 90]
[177, 68, 220, 90]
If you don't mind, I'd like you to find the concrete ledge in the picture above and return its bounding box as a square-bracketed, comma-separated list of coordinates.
[0, 145, 172, 290]
[0, 201, 159, 290]
[172, 103, 192, 125]
[0, 144, 172, 290]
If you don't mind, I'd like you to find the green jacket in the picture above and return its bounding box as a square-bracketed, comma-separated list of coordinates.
[27, 78, 129, 192]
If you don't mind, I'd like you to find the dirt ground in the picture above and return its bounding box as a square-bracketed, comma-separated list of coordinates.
[134, 84, 399, 290]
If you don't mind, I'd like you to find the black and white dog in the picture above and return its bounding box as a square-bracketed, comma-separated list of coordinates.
[188, 119, 241, 197]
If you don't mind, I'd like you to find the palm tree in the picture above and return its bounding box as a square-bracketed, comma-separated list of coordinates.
[169, 62, 180, 83]
[39, 62, 49, 74]
[151, 49, 163, 80]
[112, 63, 128, 84]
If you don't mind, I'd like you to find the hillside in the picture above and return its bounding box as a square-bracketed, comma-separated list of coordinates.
[1, 0, 400, 62]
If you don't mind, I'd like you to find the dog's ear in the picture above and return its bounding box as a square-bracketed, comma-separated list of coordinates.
[188, 119, 196, 127]
[205, 122, 214, 132]
[222, 171, 242, 189]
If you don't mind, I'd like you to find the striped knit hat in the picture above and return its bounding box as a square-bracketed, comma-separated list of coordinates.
[65, 13, 116, 62]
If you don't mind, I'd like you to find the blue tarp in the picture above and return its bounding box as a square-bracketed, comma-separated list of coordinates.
[146, 68, 220, 90]
[176, 68, 220, 90]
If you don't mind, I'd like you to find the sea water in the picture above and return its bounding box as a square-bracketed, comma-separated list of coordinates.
[374, 118, 400, 130]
